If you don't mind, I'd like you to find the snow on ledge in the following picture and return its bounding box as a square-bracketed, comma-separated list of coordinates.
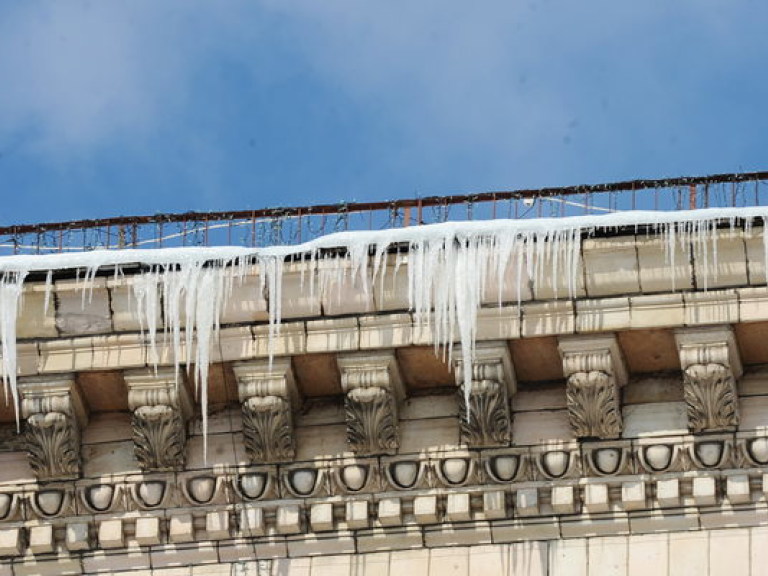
[0, 206, 766, 273]
[0, 207, 765, 455]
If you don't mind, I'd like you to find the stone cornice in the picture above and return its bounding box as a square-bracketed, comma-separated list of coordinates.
[8, 288, 763, 380]
[675, 327, 743, 433]
[0, 226, 766, 571]
[337, 352, 404, 456]
[453, 342, 516, 448]
[18, 376, 87, 481]
[558, 334, 628, 439]
[233, 359, 298, 464]
[124, 368, 193, 472]
[0, 431, 765, 561]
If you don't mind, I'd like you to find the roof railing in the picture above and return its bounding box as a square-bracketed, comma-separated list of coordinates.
[2, 170, 767, 255]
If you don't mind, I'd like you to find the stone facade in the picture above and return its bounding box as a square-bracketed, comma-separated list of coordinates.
[0, 227, 766, 574]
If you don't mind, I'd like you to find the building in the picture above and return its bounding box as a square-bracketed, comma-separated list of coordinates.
[0, 177, 766, 574]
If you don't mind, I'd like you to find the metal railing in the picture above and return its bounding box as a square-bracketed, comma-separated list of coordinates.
[2, 171, 767, 255]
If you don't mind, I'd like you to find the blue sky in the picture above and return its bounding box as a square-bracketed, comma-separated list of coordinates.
[0, 1, 766, 226]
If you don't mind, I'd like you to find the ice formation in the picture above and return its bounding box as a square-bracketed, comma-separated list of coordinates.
[0, 207, 766, 448]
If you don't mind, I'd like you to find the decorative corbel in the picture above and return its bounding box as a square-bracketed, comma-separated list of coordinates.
[558, 335, 628, 439]
[337, 352, 404, 456]
[233, 358, 298, 464]
[453, 342, 516, 447]
[19, 376, 87, 480]
[124, 368, 193, 471]
[675, 327, 742, 432]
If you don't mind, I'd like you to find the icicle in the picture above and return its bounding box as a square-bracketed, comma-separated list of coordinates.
[257, 254, 284, 366]
[0, 206, 764, 453]
[133, 269, 161, 370]
[43, 270, 53, 315]
[763, 218, 768, 285]
[192, 267, 225, 463]
[0, 270, 28, 430]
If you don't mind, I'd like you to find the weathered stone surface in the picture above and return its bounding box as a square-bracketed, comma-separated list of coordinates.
[1, 225, 768, 572]
[338, 352, 404, 456]
[234, 359, 298, 464]
[676, 327, 742, 433]
[19, 376, 87, 480]
[559, 335, 628, 439]
[453, 342, 516, 448]
[125, 368, 193, 471]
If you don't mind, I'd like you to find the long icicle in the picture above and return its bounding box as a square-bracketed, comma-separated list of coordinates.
[0, 207, 764, 452]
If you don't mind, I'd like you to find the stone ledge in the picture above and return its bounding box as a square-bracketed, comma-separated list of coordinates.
[0, 433, 765, 560]
[10, 290, 766, 383]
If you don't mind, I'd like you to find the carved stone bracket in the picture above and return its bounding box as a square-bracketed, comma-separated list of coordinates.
[453, 342, 516, 448]
[558, 335, 628, 439]
[124, 368, 193, 471]
[675, 327, 742, 433]
[337, 352, 404, 456]
[19, 376, 87, 480]
[233, 359, 299, 464]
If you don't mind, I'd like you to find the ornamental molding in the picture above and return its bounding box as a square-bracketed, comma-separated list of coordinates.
[337, 352, 404, 456]
[559, 334, 627, 439]
[0, 432, 764, 559]
[233, 359, 298, 464]
[453, 342, 516, 448]
[565, 371, 623, 439]
[124, 368, 193, 471]
[18, 376, 87, 481]
[675, 327, 742, 432]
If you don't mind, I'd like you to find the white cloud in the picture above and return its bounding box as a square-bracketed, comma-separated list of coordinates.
[0, 1, 255, 155]
[0, 0, 764, 183]
[257, 1, 768, 182]
[1, 3, 148, 152]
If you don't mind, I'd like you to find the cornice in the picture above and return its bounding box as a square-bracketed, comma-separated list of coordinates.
[9, 287, 765, 379]
[0, 431, 765, 560]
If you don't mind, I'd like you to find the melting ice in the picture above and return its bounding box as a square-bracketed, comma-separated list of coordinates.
[0, 207, 766, 446]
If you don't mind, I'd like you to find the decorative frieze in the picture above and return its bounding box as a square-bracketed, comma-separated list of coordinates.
[19, 376, 87, 480]
[0, 433, 762, 559]
[124, 368, 193, 471]
[0, 433, 759, 518]
[675, 327, 743, 432]
[453, 342, 516, 447]
[233, 359, 298, 464]
[558, 335, 628, 439]
[337, 352, 404, 455]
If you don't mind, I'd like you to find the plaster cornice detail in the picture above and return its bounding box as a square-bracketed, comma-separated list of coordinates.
[124, 368, 193, 472]
[0, 432, 764, 560]
[233, 358, 298, 464]
[18, 375, 86, 481]
[337, 352, 404, 456]
[453, 342, 516, 447]
[675, 326, 742, 432]
[558, 334, 627, 439]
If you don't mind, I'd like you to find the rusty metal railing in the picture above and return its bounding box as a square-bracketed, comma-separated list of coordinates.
[1, 171, 767, 255]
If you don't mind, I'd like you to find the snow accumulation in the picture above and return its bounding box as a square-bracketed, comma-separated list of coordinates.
[0, 207, 766, 452]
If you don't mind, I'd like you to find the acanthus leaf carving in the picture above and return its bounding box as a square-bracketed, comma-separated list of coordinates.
[133, 405, 186, 471]
[683, 363, 739, 432]
[234, 359, 298, 465]
[566, 371, 622, 439]
[675, 328, 742, 433]
[338, 352, 403, 457]
[345, 386, 398, 455]
[25, 412, 80, 479]
[242, 395, 295, 463]
[458, 379, 511, 447]
[453, 342, 516, 448]
[559, 335, 627, 440]
[125, 368, 192, 472]
[19, 376, 86, 481]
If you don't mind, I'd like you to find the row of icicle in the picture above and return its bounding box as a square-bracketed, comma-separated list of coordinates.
[0, 207, 766, 458]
